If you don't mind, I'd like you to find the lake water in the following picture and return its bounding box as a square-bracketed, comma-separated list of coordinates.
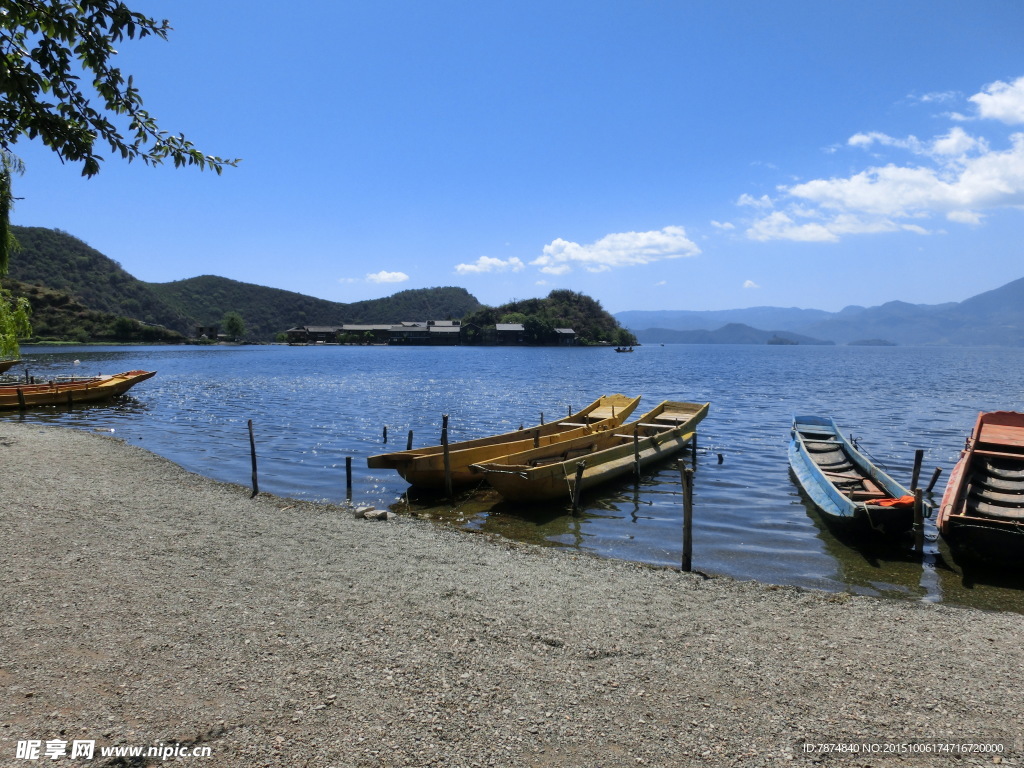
[6, 343, 1024, 612]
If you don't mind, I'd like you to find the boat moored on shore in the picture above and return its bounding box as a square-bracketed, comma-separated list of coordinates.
[789, 415, 917, 537]
[367, 394, 641, 490]
[471, 400, 709, 502]
[938, 411, 1024, 565]
[0, 370, 156, 410]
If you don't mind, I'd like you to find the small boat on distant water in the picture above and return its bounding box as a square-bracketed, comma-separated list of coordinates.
[0, 370, 156, 410]
[789, 415, 916, 536]
[614, 346, 634, 353]
[0, 359, 20, 375]
[471, 400, 709, 502]
[367, 394, 641, 490]
[938, 411, 1024, 563]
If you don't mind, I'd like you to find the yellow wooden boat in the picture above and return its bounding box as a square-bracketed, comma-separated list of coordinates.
[0, 370, 156, 410]
[367, 393, 641, 490]
[471, 400, 710, 502]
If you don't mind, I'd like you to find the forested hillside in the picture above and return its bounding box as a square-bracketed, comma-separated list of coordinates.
[462, 290, 636, 346]
[8, 227, 194, 335]
[150, 277, 481, 341]
[7, 226, 481, 342]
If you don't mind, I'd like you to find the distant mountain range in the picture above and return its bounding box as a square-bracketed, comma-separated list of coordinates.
[8, 225, 1023, 347]
[617, 278, 1024, 346]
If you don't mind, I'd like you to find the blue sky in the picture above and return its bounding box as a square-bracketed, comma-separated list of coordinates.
[9, 1, 1024, 313]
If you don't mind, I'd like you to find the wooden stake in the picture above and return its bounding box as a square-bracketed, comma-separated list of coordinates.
[691, 434, 698, 469]
[442, 414, 452, 498]
[926, 467, 943, 494]
[913, 487, 924, 555]
[406, 430, 414, 451]
[383, 425, 388, 444]
[633, 426, 641, 482]
[345, 456, 353, 500]
[681, 464, 694, 572]
[571, 461, 586, 516]
[16, 387, 25, 410]
[248, 419, 259, 498]
[911, 449, 924, 490]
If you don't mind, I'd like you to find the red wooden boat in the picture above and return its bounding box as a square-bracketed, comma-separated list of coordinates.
[937, 411, 1024, 564]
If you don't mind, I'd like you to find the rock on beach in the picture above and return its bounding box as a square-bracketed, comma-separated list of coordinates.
[1, 422, 1022, 767]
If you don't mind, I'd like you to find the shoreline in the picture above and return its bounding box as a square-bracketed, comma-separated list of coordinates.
[2, 421, 1022, 766]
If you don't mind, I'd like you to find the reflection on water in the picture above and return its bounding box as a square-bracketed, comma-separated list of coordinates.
[5, 343, 1024, 612]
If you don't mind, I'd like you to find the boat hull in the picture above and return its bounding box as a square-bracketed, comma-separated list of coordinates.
[473, 401, 709, 502]
[0, 370, 156, 410]
[937, 411, 1024, 565]
[789, 415, 915, 536]
[367, 394, 641, 490]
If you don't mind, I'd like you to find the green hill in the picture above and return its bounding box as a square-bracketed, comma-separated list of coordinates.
[7, 226, 481, 342]
[149, 276, 481, 341]
[7, 226, 195, 335]
[462, 290, 636, 346]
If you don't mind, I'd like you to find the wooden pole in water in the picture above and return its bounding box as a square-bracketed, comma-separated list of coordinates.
[540, 412, 544, 426]
[571, 461, 586, 516]
[926, 467, 943, 494]
[383, 425, 388, 444]
[345, 456, 353, 500]
[442, 414, 453, 498]
[913, 487, 924, 555]
[680, 464, 694, 572]
[633, 426, 641, 482]
[691, 434, 698, 469]
[406, 430, 414, 451]
[910, 449, 924, 490]
[248, 419, 259, 498]
[16, 388, 26, 410]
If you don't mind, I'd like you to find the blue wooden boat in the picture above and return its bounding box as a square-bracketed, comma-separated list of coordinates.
[789, 415, 915, 536]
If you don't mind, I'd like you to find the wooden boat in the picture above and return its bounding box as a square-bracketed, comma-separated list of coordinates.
[366, 394, 641, 490]
[789, 415, 915, 536]
[0, 370, 156, 410]
[0, 359, 20, 375]
[937, 411, 1024, 562]
[471, 400, 709, 502]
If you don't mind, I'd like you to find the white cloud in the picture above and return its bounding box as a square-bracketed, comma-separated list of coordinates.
[655, 280, 667, 286]
[366, 271, 409, 284]
[742, 76, 1024, 243]
[737, 193, 774, 209]
[931, 126, 987, 157]
[947, 210, 984, 225]
[454, 255, 525, 274]
[915, 90, 959, 104]
[970, 76, 1024, 125]
[743, 280, 760, 289]
[531, 226, 700, 275]
[710, 220, 735, 230]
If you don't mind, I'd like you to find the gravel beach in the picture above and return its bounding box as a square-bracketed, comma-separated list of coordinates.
[2, 421, 1022, 767]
